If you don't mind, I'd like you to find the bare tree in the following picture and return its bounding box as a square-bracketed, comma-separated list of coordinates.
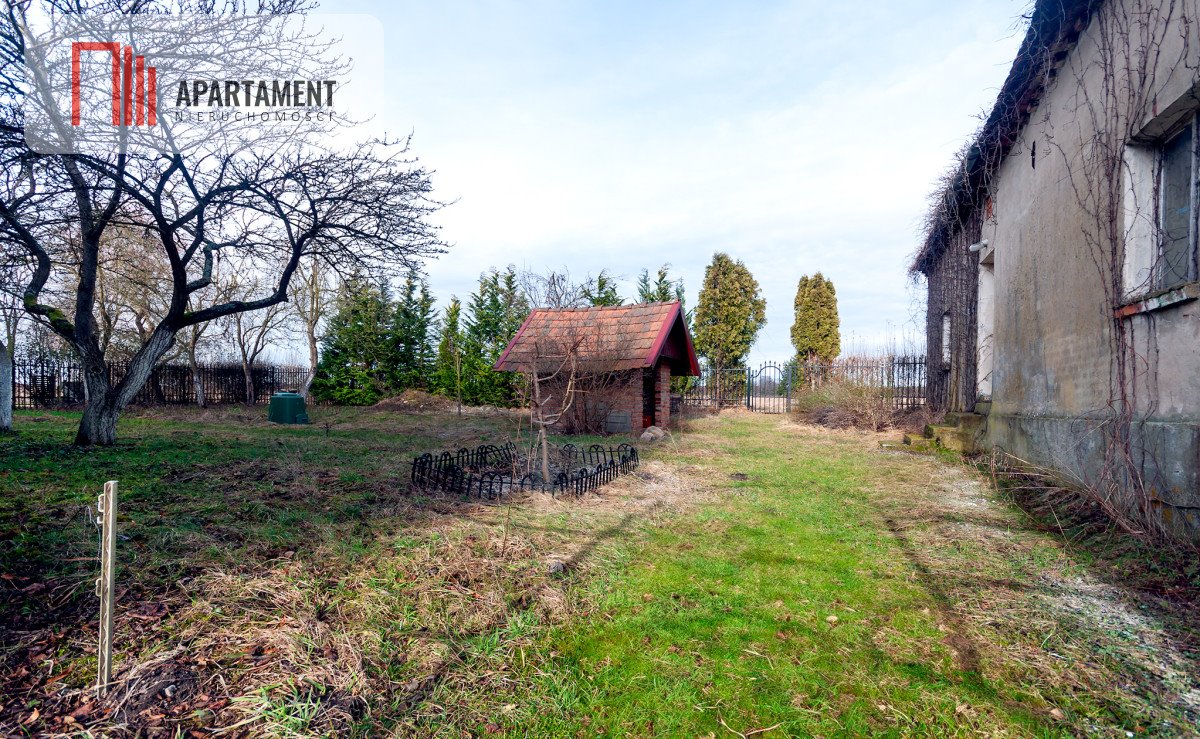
[225, 273, 292, 405]
[180, 319, 211, 407]
[0, 1, 445, 444]
[525, 337, 583, 481]
[0, 254, 28, 431]
[179, 273, 233, 408]
[518, 267, 625, 309]
[519, 268, 588, 309]
[290, 257, 335, 399]
[510, 322, 641, 462]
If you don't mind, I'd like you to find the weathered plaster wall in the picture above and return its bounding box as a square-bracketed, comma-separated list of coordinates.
[984, 0, 1200, 536]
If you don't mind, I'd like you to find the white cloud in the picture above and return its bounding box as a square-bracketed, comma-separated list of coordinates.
[314, 0, 1026, 363]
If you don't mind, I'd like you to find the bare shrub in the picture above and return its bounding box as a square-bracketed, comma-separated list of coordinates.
[793, 381, 901, 432]
[511, 322, 635, 437]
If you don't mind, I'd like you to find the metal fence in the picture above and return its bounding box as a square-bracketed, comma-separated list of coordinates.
[796, 356, 927, 409]
[410, 441, 640, 500]
[11, 358, 311, 409]
[682, 357, 927, 414]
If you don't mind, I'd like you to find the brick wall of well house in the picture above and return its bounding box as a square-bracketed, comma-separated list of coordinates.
[539, 367, 672, 434]
[539, 370, 644, 434]
[609, 370, 645, 433]
[592, 366, 664, 434]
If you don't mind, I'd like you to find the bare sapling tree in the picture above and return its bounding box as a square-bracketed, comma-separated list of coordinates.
[179, 268, 233, 408]
[514, 322, 635, 478]
[0, 1, 445, 444]
[526, 336, 583, 481]
[225, 272, 292, 405]
[290, 257, 335, 399]
[180, 318, 210, 407]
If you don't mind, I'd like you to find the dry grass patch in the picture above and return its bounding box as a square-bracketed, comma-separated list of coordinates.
[814, 420, 1200, 733]
[155, 458, 695, 735]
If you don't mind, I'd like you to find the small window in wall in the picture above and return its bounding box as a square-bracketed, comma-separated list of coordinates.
[941, 312, 952, 367]
[1158, 116, 1198, 290]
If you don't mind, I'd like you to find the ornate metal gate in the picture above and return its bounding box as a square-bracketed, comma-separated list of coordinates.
[748, 361, 794, 413]
[682, 362, 794, 413]
[682, 358, 926, 415]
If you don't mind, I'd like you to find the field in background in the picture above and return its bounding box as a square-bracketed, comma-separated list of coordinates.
[1, 405, 1197, 736]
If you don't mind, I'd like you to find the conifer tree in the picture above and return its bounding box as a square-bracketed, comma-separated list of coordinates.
[638, 263, 693, 392]
[432, 297, 464, 407]
[692, 253, 766, 370]
[390, 270, 436, 390]
[310, 278, 395, 405]
[791, 273, 841, 362]
[636, 264, 686, 305]
[462, 268, 529, 406]
[580, 270, 623, 306]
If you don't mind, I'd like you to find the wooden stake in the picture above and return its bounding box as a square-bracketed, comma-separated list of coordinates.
[96, 480, 117, 697]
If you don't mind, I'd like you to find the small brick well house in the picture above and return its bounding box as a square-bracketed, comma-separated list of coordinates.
[494, 301, 700, 434]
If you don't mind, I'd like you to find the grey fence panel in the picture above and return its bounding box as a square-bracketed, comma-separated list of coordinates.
[11, 359, 311, 409]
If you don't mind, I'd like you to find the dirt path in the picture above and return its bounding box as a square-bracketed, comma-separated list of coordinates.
[869, 431, 1200, 734]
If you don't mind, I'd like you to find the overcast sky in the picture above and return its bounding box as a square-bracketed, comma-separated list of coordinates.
[319, 0, 1027, 365]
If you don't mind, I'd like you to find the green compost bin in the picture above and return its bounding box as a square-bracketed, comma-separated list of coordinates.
[267, 392, 309, 424]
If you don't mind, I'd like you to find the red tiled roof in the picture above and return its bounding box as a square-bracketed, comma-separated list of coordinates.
[494, 301, 699, 375]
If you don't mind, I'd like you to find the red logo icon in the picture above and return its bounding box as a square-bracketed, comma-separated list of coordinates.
[71, 42, 156, 126]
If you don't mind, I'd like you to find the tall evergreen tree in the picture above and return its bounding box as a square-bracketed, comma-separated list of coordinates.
[580, 270, 623, 306]
[691, 253, 766, 370]
[390, 270, 436, 390]
[432, 297, 464, 405]
[310, 278, 395, 405]
[791, 273, 841, 362]
[636, 264, 686, 305]
[638, 263, 694, 393]
[463, 268, 529, 406]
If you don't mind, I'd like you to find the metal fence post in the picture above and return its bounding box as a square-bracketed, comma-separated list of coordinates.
[785, 363, 792, 413]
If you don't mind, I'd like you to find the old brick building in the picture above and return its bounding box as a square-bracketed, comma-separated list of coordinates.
[494, 301, 699, 433]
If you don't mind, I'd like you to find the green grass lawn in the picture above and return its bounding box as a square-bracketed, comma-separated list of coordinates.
[516, 417, 1021, 736]
[1, 406, 1197, 737]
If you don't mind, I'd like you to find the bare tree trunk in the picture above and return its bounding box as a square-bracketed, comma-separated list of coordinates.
[75, 349, 119, 446]
[533, 371, 551, 481]
[74, 327, 175, 446]
[0, 338, 12, 433]
[188, 344, 206, 408]
[536, 427, 549, 480]
[243, 361, 256, 405]
[75, 392, 119, 446]
[302, 322, 318, 399]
